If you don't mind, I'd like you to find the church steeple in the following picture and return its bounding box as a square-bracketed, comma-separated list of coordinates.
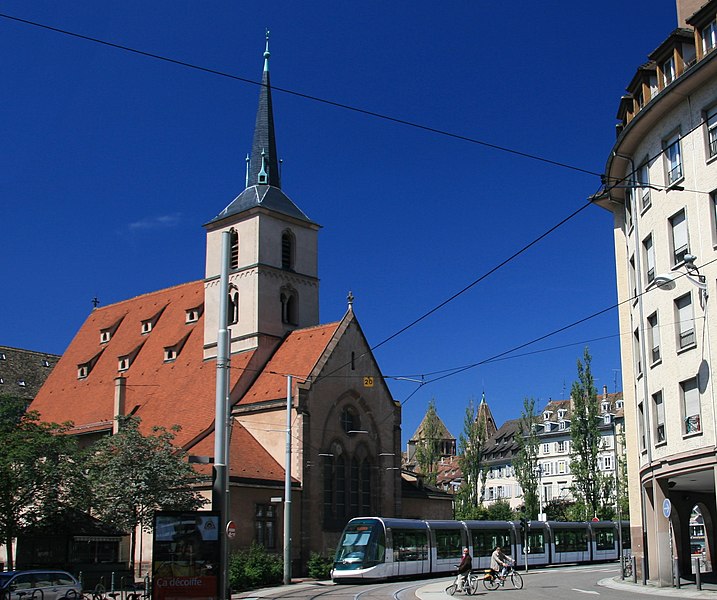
[248, 30, 281, 189]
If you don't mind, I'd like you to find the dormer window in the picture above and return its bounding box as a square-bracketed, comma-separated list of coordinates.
[557, 409, 567, 419]
[141, 320, 153, 334]
[118, 356, 130, 371]
[544, 422, 552, 432]
[604, 414, 613, 425]
[0, 353, 6, 360]
[78, 365, 89, 379]
[543, 411, 552, 421]
[42, 359, 51, 367]
[164, 348, 177, 362]
[663, 56, 675, 86]
[702, 20, 717, 55]
[558, 420, 566, 431]
[100, 330, 111, 343]
[186, 306, 203, 323]
[602, 401, 610, 413]
[616, 399, 624, 409]
[18, 380, 26, 387]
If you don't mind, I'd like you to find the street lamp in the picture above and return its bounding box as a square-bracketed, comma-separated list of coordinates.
[654, 253, 708, 306]
[534, 466, 544, 521]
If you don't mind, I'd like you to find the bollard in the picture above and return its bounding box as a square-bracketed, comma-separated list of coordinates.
[111, 572, 116, 593]
[144, 574, 151, 598]
[640, 555, 646, 585]
[674, 557, 680, 588]
[695, 557, 702, 591]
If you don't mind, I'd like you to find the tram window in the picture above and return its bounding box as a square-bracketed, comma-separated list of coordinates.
[595, 529, 615, 551]
[527, 531, 545, 554]
[554, 529, 588, 553]
[392, 529, 428, 562]
[435, 529, 463, 559]
[471, 530, 511, 557]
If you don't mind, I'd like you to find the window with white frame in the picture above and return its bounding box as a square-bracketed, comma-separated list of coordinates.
[707, 105, 717, 159]
[638, 402, 646, 451]
[558, 460, 567, 474]
[603, 455, 614, 471]
[543, 462, 552, 476]
[682, 377, 701, 434]
[675, 293, 696, 349]
[712, 192, 717, 244]
[648, 312, 661, 364]
[663, 55, 676, 86]
[664, 133, 683, 184]
[629, 256, 637, 300]
[653, 390, 666, 443]
[638, 162, 651, 210]
[557, 408, 566, 419]
[543, 443, 550, 455]
[643, 234, 655, 284]
[624, 190, 633, 231]
[669, 209, 689, 265]
[633, 327, 642, 376]
[557, 441, 566, 453]
[703, 19, 717, 55]
[543, 484, 554, 502]
[558, 420, 566, 431]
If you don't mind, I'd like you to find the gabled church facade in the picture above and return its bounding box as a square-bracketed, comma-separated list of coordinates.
[28, 37, 402, 576]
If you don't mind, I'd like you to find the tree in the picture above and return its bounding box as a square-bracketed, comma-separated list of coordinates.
[455, 398, 487, 518]
[569, 348, 612, 519]
[414, 399, 443, 485]
[0, 394, 84, 570]
[486, 499, 514, 521]
[513, 398, 540, 519]
[85, 415, 207, 574]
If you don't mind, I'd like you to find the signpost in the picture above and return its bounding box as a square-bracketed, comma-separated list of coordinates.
[663, 498, 672, 519]
[226, 521, 236, 540]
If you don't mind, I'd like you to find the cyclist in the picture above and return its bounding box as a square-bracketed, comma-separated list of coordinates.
[490, 545, 513, 584]
[456, 547, 473, 591]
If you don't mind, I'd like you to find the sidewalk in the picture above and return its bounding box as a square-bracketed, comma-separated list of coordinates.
[414, 575, 717, 600]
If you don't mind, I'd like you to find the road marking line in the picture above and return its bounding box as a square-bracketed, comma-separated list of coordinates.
[571, 589, 600, 595]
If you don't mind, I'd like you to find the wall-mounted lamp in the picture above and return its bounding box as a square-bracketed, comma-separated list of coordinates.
[654, 254, 708, 306]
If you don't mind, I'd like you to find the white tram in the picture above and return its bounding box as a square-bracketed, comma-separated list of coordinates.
[332, 517, 629, 582]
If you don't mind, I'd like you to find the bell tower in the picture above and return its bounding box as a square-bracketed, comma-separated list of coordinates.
[203, 33, 320, 358]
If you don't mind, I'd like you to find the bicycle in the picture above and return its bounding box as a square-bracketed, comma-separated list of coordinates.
[446, 569, 481, 595]
[482, 563, 523, 591]
[622, 555, 633, 578]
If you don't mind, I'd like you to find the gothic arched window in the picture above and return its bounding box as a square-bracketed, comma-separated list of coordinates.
[228, 288, 239, 325]
[281, 230, 294, 270]
[229, 229, 239, 269]
[280, 288, 298, 325]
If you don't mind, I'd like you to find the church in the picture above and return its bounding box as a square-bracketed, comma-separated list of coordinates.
[29, 37, 406, 576]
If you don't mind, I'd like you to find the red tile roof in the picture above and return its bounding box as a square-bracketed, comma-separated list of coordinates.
[31, 281, 252, 449]
[240, 321, 341, 405]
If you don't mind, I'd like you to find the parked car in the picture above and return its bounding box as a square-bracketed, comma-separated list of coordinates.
[0, 570, 81, 600]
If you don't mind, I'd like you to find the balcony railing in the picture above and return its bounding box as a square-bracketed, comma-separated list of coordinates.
[667, 161, 683, 184]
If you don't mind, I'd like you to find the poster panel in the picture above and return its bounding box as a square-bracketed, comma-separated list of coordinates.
[152, 511, 220, 600]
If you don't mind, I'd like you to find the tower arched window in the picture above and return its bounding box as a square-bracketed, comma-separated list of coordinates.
[281, 230, 294, 270]
[228, 287, 239, 325]
[280, 288, 298, 325]
[229, 229, 239, 269]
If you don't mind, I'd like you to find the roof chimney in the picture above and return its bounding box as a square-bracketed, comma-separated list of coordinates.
[113, 375, 126, 434]
[603, 385, 608, 398]
[676, 0, 701, 26]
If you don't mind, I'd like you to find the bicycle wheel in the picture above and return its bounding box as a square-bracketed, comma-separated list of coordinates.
[509, 571, 523, 589]
[483, 575, 500, 591]
[470, 575, 481, 595]
[445, 584, 457, 596]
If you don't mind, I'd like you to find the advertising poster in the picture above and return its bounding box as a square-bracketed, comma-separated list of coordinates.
[152, 511, 220, 600]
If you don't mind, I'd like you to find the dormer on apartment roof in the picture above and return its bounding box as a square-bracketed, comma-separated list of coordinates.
[686, 0, 717, 59]
[648, 28, 696, 89]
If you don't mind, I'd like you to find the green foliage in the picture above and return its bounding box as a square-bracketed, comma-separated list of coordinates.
[569, 349, 612, 519]
[486, 499, 514, 521]
[454, 493, 489, 520]
[414, 399, 442, 485]
[307, 551, 333, 580]
[544, 498, 575, 521]
[0, 394, 84, 570]
[85, 415, 207, 572]
[228, 543, 283, 590]
[513, 398, 540, 519]
[456, 397, 487, 514]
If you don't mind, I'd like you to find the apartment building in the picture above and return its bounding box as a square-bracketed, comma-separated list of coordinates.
[593, 0, 717, 586]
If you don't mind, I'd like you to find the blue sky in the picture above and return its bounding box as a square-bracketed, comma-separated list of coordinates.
[1, 1, 679, 446]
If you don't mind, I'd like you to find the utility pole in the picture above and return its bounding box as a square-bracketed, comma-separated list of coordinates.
[284, 375, 293, 585]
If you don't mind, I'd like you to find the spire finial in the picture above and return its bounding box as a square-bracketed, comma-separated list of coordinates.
[245, 154, 250, 188]
[264, 29, 270, 72]
[347, 291, 354, 310]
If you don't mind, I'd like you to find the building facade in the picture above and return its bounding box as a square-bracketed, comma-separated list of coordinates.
[594, 0, 717, 585]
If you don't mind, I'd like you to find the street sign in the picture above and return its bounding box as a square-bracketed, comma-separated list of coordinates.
[226, 520, 237, 539]
[663, 498, 672, 519]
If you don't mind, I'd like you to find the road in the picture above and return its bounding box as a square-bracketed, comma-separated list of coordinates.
[235, 563, 678, 600]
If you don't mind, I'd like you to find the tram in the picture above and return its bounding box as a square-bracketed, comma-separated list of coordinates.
[331, 517, 629, 582]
